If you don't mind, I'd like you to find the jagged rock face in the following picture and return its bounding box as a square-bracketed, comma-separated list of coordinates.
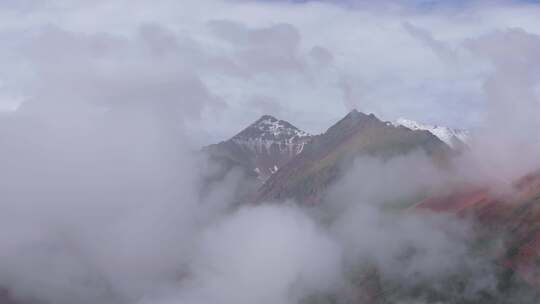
[255, 110, 452, 204]
[204, 115, 311, 181]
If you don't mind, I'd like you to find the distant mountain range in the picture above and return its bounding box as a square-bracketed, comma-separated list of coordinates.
[204, 110, 465, 186]
[203, 110, 466, 207]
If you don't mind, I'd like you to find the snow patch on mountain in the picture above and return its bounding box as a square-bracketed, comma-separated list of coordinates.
[393, 118, 470, 149]
[256, 116, 310, 139]
[233, 115, 310, 142]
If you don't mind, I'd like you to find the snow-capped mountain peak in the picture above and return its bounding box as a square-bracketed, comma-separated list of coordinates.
[393, 118, 469, 149]
[206, 115, 312, 181]
[232, 115, 310, 143]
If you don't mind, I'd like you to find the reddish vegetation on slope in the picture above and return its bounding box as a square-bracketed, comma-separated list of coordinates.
[416, 188, 491, 214]
[416, 170, 540, 290]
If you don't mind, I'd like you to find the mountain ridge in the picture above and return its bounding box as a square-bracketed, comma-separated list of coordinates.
[203, 111, 470, 205]
[254, 110, 452, 204]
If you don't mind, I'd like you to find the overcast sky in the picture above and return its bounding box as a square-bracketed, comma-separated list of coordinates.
[1, 0, 540, 145]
